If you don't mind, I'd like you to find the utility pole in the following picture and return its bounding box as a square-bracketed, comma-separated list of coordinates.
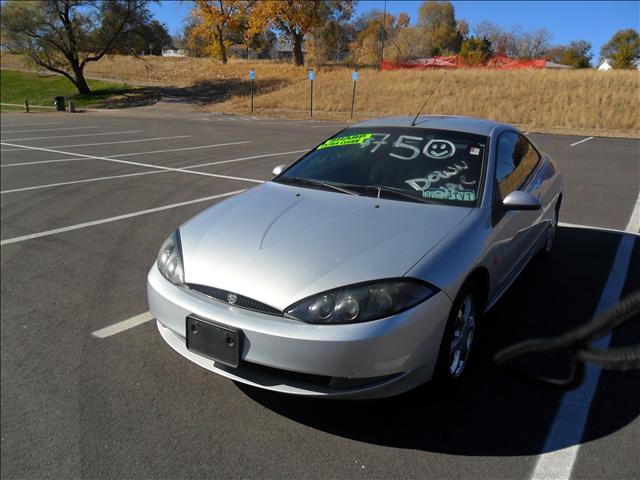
[380, 0, 387, 64]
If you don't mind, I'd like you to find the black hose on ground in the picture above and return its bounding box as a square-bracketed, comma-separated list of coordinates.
[494, 290, 640, 389]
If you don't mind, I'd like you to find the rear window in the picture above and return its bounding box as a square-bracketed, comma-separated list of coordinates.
[278, 127, 487, 206]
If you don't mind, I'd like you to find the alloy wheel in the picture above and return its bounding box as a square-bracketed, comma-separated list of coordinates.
[449, 295, 476, 378]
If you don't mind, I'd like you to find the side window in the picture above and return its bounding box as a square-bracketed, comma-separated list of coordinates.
[496, 132, 540, 199]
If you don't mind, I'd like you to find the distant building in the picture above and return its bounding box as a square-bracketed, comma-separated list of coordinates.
[598, 59, 613, 71]
[598, 58, 640, 70]
[272, 38, 307, 60]
[228, 44, 257, 60]
[162, 48, 188, 58]
[544, 60, 572, 69]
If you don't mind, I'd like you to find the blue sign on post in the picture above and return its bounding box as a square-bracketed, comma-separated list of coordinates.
[308, 69, 315, 81]
[352, 71, 359, 82]
[249, 69, 255, 112]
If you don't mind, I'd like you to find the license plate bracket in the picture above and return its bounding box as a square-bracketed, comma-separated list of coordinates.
[186, 315, 242, 368]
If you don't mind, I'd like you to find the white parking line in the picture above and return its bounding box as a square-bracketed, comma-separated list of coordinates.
[626, 193, 640, 233]
[1, 130, 144, 142]
[0, 140, 253, 167]
[0, 189, 246, 246]
[530, 232, 635, 480]
[184, 149, 307, 170]
[2, 125, 98, 134]
[0, 142, 264, 184]
[0, 170, 164, 193]
[569, 137, 594, 147]
[92, 312, 154, 338]
[0, 122, 60, 127]
[0, 149, 305, 193]
[558, 195, 640, 235]
[102, 141, 253, 158]
[1, 158, 89, 168]
[3, 135, 192, 153]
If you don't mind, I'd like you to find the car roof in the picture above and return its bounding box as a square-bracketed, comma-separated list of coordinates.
[352, 115, 509, 137]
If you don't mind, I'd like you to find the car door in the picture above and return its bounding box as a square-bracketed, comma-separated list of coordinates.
[490, 131, 542, 288]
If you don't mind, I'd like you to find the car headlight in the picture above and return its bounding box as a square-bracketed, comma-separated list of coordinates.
[157, 230, 184, 285]
[285, 279, 438, 324]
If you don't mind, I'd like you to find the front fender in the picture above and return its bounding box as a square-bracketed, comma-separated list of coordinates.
[405, 208, 493, 303]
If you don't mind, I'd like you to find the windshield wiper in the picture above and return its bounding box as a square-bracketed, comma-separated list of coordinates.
[277, 177, 359, 196]
[357, 185, 438, 204]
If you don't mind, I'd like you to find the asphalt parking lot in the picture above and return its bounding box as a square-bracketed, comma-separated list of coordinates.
[1, 109, 639, 479]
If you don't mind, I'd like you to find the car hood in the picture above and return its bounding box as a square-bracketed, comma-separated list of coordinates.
[180, 182, 472, 311]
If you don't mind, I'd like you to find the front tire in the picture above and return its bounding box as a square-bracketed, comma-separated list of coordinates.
[434, 281, 480, 382]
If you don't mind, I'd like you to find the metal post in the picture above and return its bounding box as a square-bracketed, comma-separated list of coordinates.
[309, 69, 314, 118]
[350, 68, 358, 119]
[310, 78, 313, 118]
[24, 99, 29, 113]
[249, 68, 255, 113]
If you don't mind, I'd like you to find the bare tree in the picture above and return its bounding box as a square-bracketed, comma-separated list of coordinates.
[474, 21, 520, 57]
[517, 29, 551, 59]
[389, 27, 430, 63]
[1, 0, 150, 94]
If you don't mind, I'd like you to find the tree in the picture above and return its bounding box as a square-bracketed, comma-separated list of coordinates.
[307, 19, 354, 63]
[517, 28, 551, 59]
[460, 37, 493, 65]
[388, 27, 430, 63]
[550, 40, 592, 68]
[130, 19, 173, 55]
[0, 0, 150, 94]
[181, 15, 206, 57]
[545, 45, 566, 63]
[248, 0, 356, 66]
[189, 1, 250, 63]
[350, 10, 410, 65]
[600, 29, 640, 69]
[474, 21, 520, 57]
[417, 1, 464, 55]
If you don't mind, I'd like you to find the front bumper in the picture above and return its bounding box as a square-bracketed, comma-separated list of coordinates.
[148, 264, 452, 399]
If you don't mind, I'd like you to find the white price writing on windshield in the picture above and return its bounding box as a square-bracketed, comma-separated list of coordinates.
[389, 135, 424, 160]
[361, 133, 390, 152]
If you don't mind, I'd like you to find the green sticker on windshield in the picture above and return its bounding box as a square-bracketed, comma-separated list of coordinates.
[317, 133, 372, 149]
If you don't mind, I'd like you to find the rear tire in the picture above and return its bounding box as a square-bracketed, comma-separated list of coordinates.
[433, 281, 481, 382]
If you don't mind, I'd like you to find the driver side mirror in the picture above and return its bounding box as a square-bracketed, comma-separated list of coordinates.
[502, 191, 541, 211]
[271, 164, 287, 178]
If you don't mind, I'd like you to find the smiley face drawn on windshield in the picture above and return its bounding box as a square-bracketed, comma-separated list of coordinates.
[424, 139, 456, 159]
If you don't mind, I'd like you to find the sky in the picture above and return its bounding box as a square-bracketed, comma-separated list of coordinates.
[149, 0, 640, 60]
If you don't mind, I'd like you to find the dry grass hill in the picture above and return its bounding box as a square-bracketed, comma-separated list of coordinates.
[2, 53, 638, 137]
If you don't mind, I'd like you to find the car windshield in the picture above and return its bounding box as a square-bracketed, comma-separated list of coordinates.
[275, 127, 487, 206]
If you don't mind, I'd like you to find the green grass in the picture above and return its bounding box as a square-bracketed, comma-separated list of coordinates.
[1, 69, 129, 110]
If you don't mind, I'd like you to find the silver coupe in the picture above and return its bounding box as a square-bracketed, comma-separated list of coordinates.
[147, 115, 563, 399]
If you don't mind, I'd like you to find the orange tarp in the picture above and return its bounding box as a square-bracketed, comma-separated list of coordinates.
[381, 55, 548, 70]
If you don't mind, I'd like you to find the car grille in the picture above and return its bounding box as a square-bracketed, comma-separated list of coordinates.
[187, 283, 282, 316]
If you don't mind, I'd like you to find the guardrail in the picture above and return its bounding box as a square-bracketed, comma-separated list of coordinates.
[1, 102, 56, 109]
[1, 101, 94, 113]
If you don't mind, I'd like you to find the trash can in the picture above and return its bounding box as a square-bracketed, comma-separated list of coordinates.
[54, 96, 66, 112]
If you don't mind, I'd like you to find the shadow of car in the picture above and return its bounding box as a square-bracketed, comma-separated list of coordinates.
[236, 226, 639, 456]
